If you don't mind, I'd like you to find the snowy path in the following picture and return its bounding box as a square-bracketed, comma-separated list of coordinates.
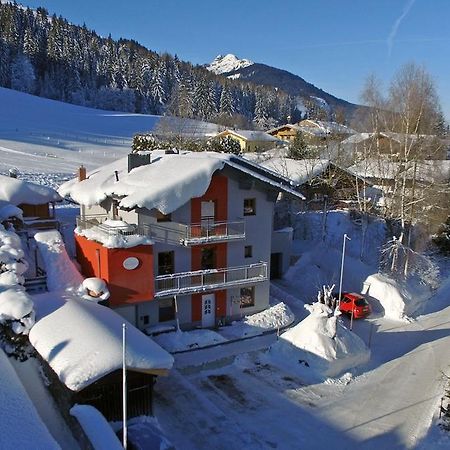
[316, 305, 450, 449]
[155, 295, 450, 449]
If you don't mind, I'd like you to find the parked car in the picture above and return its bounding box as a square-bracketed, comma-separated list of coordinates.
[337, 292, 371, 319]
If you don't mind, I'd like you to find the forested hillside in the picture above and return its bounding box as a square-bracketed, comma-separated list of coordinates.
[0, 1, 307, 128]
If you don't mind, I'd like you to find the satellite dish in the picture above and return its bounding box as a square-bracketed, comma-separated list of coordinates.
[123, 257, 140, 270]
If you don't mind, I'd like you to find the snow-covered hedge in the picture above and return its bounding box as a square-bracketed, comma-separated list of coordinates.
[0, 225, 34, 335]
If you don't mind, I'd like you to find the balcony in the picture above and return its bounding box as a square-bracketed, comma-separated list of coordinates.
[77, 215, 245, 247]
[146, 220, 245, 246]
[154, 262, 268, 297]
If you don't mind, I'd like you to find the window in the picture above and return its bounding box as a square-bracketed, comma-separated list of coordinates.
[156, 211, 172, 222]
[201, 247, 216, 270]
[159, 297, 175, 322]
[244, 198, 256, 216]
[142, 315, 149, 325]
[244, 245, 253, 258]
[158, 251, 174, 275]
[240, 287, 255, 308]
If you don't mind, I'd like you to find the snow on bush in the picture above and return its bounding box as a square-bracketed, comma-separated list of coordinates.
[268, 302, 370, 379]
[0, 225, 34, 335]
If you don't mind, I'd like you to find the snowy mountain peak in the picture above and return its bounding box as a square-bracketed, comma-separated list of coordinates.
[207, 54, 254, 75]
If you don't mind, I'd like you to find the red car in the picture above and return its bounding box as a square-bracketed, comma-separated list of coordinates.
[338, 293, 371, 319]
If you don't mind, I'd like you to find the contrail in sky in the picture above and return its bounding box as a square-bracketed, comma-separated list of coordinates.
[387, 0, 416, 56]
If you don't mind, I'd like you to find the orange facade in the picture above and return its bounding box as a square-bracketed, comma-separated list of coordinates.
[190, 174, 228, 323]
[75, 235, 154, 307]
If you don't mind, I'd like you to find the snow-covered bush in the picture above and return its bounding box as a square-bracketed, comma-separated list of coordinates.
[207, 136, 241, 155]
[0, 225, 35, 340]
[78, 277, 110, 303]
[268, 302, 370, 379]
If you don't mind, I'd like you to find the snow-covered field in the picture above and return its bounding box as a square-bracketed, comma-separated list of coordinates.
[0, 87, 220, 178]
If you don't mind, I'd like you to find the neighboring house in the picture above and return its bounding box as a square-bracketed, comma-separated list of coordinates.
[268, 120, 355, 144]
[341, 132, 446, 161]
[29, 297, 174, 421]
[0, 173, 61, 229]
[214, 129, 283, 152]
[260, 157, 376, 213]
[349, 158, 450, 211]
[59, 150, 303, 331]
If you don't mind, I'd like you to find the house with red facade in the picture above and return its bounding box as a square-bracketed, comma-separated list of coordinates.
[59, 150, 303, 331]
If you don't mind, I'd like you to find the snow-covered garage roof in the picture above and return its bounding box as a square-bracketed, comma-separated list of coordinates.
[59, 150, 304, 214]
[0, 174, 61, 206]
[0, 348, 59, 449]
[29, 297, 174, 392]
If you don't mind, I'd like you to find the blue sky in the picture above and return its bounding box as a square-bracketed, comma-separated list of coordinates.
[20, 0, 450, 118]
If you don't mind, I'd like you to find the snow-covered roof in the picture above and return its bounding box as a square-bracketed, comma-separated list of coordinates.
[341, 131, 438, 146]
[29, 297, 174, 392]
[259, 158, 332, 185]
[59, 150, 304, 212]
[0, 174, 61, 206]
[216, 129, 281, 142]
[349, 159, 450, 184]
[298, 120, 356, 136]
[267, 124, 302, 134]
[0, 348, 59, 449]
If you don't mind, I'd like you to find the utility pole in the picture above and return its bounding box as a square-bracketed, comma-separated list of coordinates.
[122, 323, 127, 449]
[338, 233, 351, 309]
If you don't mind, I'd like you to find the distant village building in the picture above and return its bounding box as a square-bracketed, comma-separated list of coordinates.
[268, 120, 355, 144]
[59, 151, 303, 332]
[214, 129, 283, 152]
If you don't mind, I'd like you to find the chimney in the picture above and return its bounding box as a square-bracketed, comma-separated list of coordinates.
[8, 168, 18, 179]
[78, 165, 86, 181]
[128, 152, 151, 173]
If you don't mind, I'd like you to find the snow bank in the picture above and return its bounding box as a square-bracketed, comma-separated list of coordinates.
[29, 297, 174, 391]
[70, 404, 122, 450]
[269, 302, 370, 379]
[364, 273, 430, 321]
[0, 173, 61, 206]
[154, 329, 227, 352]
[0, 348, 59, 450]
[244, 302, 294, 330]
[33, 230, 83, 291]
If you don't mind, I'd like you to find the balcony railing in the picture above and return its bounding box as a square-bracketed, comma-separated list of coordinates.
[77, 215, 245, 246]
[154, 262, 268, 297]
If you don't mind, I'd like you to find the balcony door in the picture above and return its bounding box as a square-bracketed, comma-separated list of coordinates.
[201, 201, 215, 236]
[201, 293, 215, 327]
[201, 247, 216, 270]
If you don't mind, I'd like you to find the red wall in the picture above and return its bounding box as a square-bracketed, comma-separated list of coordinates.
[75, 235, 154, 307]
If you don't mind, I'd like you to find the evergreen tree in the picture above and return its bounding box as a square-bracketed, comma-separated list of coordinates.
[287, 131, 309, 159]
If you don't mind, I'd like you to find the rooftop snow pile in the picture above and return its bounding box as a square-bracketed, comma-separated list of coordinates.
[76, 219, 153, 249]
[59, 150, 303, 213]
[0, 348, 60, 450]
[0, 173, 61, 206]
[29, 297, 174, 391]
[34, 230, 83, 291]
[0, 224, 34, 334]
[59, 151, 229, 213]
[269, 302, 370, 379]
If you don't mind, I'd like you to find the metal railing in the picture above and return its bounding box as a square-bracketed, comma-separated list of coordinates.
[154, 262, 268, 297]
[77, 215, 245, 246]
